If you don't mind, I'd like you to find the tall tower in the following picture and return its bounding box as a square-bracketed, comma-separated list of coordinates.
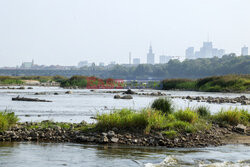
[147, 45, 155, 64]
[129, 52, 131, 64]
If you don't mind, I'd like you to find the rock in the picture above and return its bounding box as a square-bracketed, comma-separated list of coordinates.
[241, 100, 250, 105]
[54, 92, 59, 95]
[65, 91, 72, 94]
[107, 131, 115, 138]
[240, 95, 247, 100]
[27, 87, 33, 89]
[121, 95, 133, 99]
[111, 137, 119, 143]
[234, 124, 247, 133]
[124, 89, 135, 94]
[186, 96, 192, 99]
[114, 95, 121, 99]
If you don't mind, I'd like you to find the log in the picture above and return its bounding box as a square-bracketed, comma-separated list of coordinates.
[12, 96, 52, 102]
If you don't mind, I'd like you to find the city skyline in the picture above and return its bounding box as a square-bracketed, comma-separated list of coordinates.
[0, 0, 250, 67]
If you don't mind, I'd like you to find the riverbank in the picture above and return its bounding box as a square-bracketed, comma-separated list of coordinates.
[161, 74, 250, 93]
[1, 98, 249, 148]
[0, 121, 249, 147]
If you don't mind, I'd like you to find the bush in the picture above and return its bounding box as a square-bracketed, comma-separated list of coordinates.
[96, 108, 168, 133]
[151, 98, 174, 115]
[174, 108, 198, 124]
[162, 130, 177, 139]
[213, 108, 250, 126]
[0, 111, 19, 131]
[196, 106, 211, 118]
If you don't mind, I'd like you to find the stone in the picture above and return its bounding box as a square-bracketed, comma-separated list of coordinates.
[107, 131, 115, 138]
[65, 91, 72, 94]
[121, 95, 133, 99]
[114, 95, 121, 99]
[110, 137, 119, 143]
[234, 124, 247, 133]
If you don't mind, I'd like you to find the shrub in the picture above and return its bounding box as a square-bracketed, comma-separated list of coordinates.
[196, 106, 211, 118]
[151, 98, 174, 115]
[96, 108, 168, 133]
[165, 120, 195, 133]
[213, 108, 250, 126]
[162, 130, 177, 139]
[174, 108, 198, 124]
[0, 111, 19, 131]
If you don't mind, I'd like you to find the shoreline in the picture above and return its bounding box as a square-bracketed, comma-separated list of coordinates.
[1, 121, 249, 148]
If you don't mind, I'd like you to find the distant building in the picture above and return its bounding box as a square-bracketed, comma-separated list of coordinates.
[99, 62, 105, 66]
[133, 58, 140, 65]
[147, 45, 155, 64]
[78, 61, 88, 68]
[21, 60, 34, 69]
[185, 47, 195, 59]
[241, 46, 248, 56]
[190, 41, 225, 59]
[129, 52, 132, 65]
[159, 55, 170, 64]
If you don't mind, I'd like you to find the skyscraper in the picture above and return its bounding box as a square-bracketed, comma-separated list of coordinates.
[185, 47, 194, 59]
[241, 46, 248, 56]
[133, 58, 140, 65]
[147, 45, 155, 64]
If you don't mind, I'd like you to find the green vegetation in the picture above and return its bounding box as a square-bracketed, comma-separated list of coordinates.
[162, 130, 177, 139]
[162, 74, 250, 92]
[0, 76, 67, 85]
[151, 98, 174, 115]
[0, 76, 24, 85]
[174, 108, 198, 124]
[60, 75, 87, 88]
[25, 120, 73, 130]
[0, 111, 19, 132]
[213, 108, 250, 126]
[196, 106, 211, 118]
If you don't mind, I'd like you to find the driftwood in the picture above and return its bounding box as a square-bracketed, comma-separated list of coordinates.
[12, 96, 52, 102]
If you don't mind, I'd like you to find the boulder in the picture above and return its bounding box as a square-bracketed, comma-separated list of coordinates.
[114, 95, 121, 99]
[124, 89, 135, 94]
[121, 95, 133, 99]
[234, 124, 247, 133]
[65, 91, 72, 94]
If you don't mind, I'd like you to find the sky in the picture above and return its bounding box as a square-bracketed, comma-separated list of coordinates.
[0, 0, 250, 67]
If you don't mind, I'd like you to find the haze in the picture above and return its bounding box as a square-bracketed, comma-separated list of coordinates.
[0, 0, 249, 67]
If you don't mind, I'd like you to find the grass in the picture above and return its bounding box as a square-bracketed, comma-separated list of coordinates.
[25, 120, 73, 130]
[161, 74, 250, 92]
[0, 111, 19, 132]
[174, 108, 198, 124]
[213, 108, 250, 126]
[151, 98, 174, 115]
[196, 106, 211, 118]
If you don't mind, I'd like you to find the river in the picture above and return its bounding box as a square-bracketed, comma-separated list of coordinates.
[0, 86, 250, 166]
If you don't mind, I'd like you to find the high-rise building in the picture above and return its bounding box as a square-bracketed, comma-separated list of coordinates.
[129, 52, 132, 64]
[147, 45, 155, 64]
[133, 58, 140, 65]
[192, 41, 225, 59]
[78, 61, 88, 67]
[241, 46, 248, 56]
[185, 47, 195, 59]
[159, 55, 166, 64]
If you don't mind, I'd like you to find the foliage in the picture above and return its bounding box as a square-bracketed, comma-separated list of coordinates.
[213, 108, 250, 126]
[60, 75, 87, 88]
[151, 98, 174, 115]
[162, 130, 177, 139]
[0, 76, 24, 85]
[26, 120, 72, 130]
[0, 111, 19, 132]
[161, 74, 250, 92]
[162, 79, 196, 90]
[196, 106, 211, 118]
[96, 108, 169, 133]
[174, 108, 198, 124]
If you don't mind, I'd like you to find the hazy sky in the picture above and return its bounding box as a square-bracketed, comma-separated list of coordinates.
[0, 0, 249, 67]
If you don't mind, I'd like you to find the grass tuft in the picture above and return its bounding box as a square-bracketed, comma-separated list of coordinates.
[0, 111, 19, 132]
[151, 98, 174, 115]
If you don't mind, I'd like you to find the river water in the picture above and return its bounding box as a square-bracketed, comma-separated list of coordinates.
[0, 86, 250, 167]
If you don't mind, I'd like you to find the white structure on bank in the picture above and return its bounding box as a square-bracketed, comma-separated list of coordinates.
[241, 46, 248, 56]
[21, 60, 34, 69]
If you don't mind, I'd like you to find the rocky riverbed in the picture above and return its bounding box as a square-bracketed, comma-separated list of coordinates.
[0, 121, 249, 147]
[172, 95, 250, 105]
